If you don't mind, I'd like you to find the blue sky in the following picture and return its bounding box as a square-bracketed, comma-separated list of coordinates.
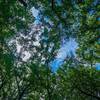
[96, 63, 100, 70]
[50, 38, 78, 71]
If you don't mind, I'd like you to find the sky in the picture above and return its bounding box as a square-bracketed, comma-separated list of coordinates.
[50, 38, 78, 71]
[51, 36, 100, 71]
[96, 63, 100, 70]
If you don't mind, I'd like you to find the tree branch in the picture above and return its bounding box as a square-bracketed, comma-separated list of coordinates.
[77, 87, 100, 100]
[18, 0, 27, 7]
[51, 0, 54, 10]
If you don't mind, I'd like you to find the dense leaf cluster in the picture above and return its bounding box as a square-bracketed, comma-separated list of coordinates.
[0, 0, 100, 100]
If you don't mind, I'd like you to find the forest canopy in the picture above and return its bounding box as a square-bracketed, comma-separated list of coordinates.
[0, 0, 100, 100]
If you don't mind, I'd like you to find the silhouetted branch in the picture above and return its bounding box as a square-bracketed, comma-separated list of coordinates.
[77, 87, 100, 100]
[18, 0, 27, 7]
[51, 0, 54, 10]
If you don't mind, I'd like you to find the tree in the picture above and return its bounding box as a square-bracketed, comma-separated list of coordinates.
[0, 0, 100, 100]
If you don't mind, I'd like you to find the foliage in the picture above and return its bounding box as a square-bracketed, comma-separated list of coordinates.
[0, 0, 100, 100]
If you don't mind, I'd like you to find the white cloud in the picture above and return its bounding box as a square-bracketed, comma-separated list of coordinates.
[16, 44, 22, 53]
[16, 42, 22, 53]
[56, 38, 78, 59]
[30, 7, 39, 18]
[33, 41, 40, 46]
[22, 51, 31, 62]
